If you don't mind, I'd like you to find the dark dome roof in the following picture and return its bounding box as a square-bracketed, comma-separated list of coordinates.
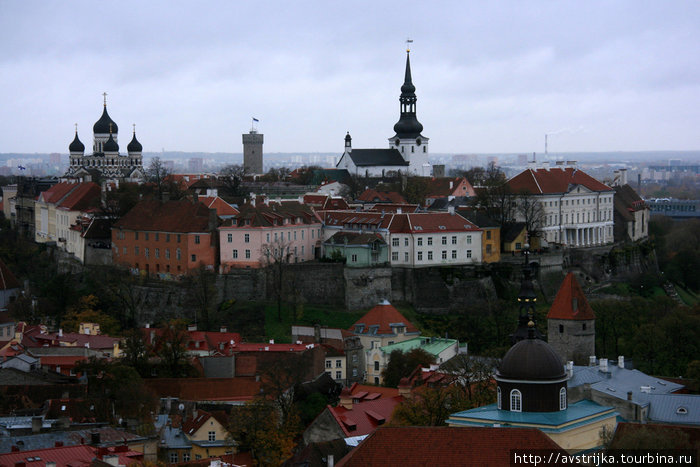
[497, 337, 566, 381]
[104, 133, 119, 153]
[93, 107, 118, 134]
[69, 132, 85, 153]
[393, 115, 424, 138]
[127, 132, 142, 152]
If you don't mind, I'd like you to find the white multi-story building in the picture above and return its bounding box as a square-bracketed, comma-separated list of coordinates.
[319, 210, 483, 266]
[507, 161, 615, 247]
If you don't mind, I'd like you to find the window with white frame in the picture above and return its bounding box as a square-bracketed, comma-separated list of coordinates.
[466, 235, 472, 244]
[208, 431, 216, 441]
[427, 237, 433, 245]
[559, 387, 567, 410]
[404, 252, 409, 262]
[441, 251, 447, 260]
[428, 251, 433, 260]
[417, 238, 423, 246]
[417, 252, 423, 261]
[351, 254, 357, 262]
[227, 233, 232, 243]
[392, 252, 398, 261]
[244, 233, 250, 243]
[404, 238, 409, 246]
[441, 236, 447, 245]
[510, 389, 522, 412]
[245, 249, 251, 259]
[466, 250, 472, 258]
[169, 453, 178, 463]
[452, 250, 457, 259]
[452, 236, 457, 244]
[392, 238, 399, 247]
[336, 371, 342, 379]
[233, 250, 238, 259]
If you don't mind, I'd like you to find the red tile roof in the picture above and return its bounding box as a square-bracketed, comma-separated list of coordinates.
[547, 273, 596, 320]
[425, 177, 476, 198]
[113, 198, 215, 233]
[366, 203, 420, 213]
[336, 426, 566, 466]
[329, 395, 404, 437]
[56, 182, 101, 211]
[34, 331, 120, 350]
[350, 301, 419, 336]
[0, 258, 21, 291]
[197, 196, 239, 217]
[348, 383, 399, 399]
[0, 443, 142, 467]
[38, 182, 79, 204]
[358, 189, 407, 204]
[508, 167, 613, 195]
[144, 377, 261, 402]
[234, 354, 257, 376]
[388, 212, 480, 234]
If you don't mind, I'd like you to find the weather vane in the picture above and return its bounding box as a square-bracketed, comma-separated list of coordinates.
[406, 38, 413, 53]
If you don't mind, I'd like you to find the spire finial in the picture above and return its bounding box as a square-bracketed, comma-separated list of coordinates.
[103, 92, 108, 107]
[133, 123, 136, 135]
[406, 38, 413, 53]
[74, 123, 78, 134]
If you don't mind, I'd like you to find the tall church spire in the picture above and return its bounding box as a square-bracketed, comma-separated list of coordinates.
[393, 49, 423, 139]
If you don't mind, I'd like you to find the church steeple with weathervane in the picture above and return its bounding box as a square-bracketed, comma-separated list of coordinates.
[389, 39, 429, 175]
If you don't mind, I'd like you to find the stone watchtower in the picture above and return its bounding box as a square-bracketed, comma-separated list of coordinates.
[242, 127, 263, 174]
[547, 273, 596, 365]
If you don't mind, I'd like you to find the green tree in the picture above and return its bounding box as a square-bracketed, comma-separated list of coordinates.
[61, 294, 121, 336]
[382, 348, 435, 388]
[391, 385, 474, 426]
[154, 320, 197, 378]
[75, 357, 157, 424]
[227, 398, 297, 467]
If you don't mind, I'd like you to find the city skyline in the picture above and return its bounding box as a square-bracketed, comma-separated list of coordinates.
[1, 1, 699, 155]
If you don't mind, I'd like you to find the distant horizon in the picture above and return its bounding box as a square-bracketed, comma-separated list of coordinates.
[2, 2, 700, 154]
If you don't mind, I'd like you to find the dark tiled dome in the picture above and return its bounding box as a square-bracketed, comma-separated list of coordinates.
[69, 132, 85, 152]
[103, 133, 119, 153]
[497, 337, 566, 381]
[127, 132, 142, 152]
[93, 106, 118, 134]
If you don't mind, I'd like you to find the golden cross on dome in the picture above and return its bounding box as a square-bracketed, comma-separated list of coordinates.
[74, 123, 78, 133]
[406, 38, 413, 53]
[133, 123, 136, 134]
[103, 92, 108, 107]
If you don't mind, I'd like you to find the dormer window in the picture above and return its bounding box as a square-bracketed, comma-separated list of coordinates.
[676, 407, 688, 415]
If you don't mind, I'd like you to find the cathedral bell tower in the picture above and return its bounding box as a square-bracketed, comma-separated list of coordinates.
[389, 44, 429, 175]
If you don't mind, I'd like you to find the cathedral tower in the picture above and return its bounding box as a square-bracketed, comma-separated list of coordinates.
[388, 47, 429, 175]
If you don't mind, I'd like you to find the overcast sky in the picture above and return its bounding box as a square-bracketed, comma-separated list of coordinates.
[1, 1, 699, 155]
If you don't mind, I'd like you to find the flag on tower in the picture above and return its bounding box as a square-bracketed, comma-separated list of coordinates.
[252, 118, 259, 122]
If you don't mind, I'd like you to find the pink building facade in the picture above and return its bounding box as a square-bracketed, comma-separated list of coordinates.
[218, 201, 322, 270]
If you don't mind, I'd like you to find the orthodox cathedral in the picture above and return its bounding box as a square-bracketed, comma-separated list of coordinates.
[336, 48, 430, 177]
[65, 95, 145, 181]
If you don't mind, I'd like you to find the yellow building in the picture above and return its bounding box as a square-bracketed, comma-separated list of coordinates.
[349, 301, 421, 385]
[182, 410, 233, 461]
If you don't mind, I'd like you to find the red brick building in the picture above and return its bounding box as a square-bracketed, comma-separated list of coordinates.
[112, 198, 218, 275]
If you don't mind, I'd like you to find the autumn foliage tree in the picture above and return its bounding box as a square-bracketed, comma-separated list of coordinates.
[227, 398, 297, 466]
[381, 348, 435, 387]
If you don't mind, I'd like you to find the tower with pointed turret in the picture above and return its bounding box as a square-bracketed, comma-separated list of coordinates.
[336, 46, 430, 177]
[65, 94, 144, 181]
[547, 273, 596, 365]
[388, 47, 429, 174]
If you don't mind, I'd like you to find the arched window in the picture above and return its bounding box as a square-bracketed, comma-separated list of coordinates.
[559, 387, 567, 410]
[497, 387, 502, 409]
[510, 389, 522, 412]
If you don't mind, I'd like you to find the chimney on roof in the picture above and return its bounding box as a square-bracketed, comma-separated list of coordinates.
[589, 355, 596, 366]
[449, 180, 453, 190]
[31, 416, 42, 433]
[398, 377, 412, 399]
[188, 324, 197, 331]
[543, 161, 550, 171]
[627, 391, 633, 401]
[58, 329, 63, 337]
[566, 361, 574, 377]
[339, 388, 353, 410]
[397, 208, 402, 214]
[448, 206, 455, 215]
[566, 160, 577, 168]
[618, 355, 625, 369]
[619, 168, 628, 185]
[600, 358, 609, 372]
[555, 160, 565, 166]
[220, 326, 227, 333]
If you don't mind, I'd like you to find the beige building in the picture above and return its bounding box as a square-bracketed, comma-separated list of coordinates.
[34, 181, 101, 248]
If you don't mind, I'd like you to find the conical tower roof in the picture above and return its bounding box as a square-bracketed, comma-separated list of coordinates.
[547, 273, 596, 320]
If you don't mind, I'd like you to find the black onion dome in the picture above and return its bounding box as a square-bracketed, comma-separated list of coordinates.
[104, 133, 119, 152]
[127, 132, 142, 152]
[93, 106, 118, 134]
[393, 115, 424, 137]
[69, 132, 85, 152]
[497, 338, 566, 381]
